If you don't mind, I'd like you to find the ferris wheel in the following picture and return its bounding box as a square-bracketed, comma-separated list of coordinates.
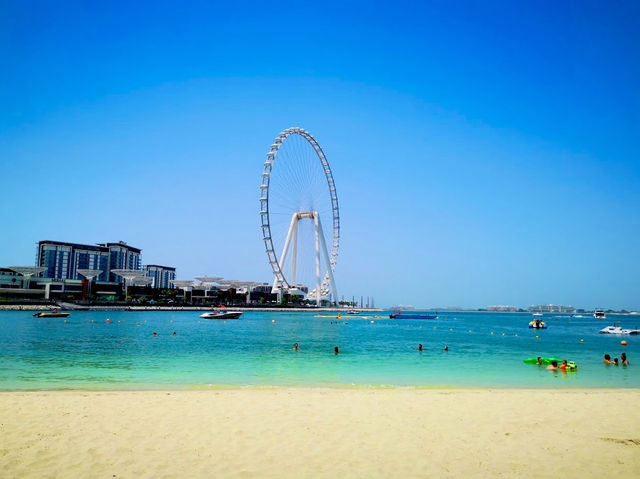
[260, 127, 339, 305]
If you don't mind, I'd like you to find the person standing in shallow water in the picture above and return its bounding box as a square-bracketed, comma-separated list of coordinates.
[293, 343, 299, 351]
[418, 344, 423, 351]
[334, 346, 339, 355]
[621, 352, 629, 365]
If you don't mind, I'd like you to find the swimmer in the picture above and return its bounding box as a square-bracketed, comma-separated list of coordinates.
[614, 357, 619, 366]
[334, 346, 339, 355]
[603, 354, 614, 365]
[418, 344, 423, 351]
[443, 345, 449, 351]
[293, 342, 299, 351]
[153, 331, 157, 337]
[546, 360, 558, 371]
[172, 331, 176, 336]
[560, 359, 568, 372]
[621, 352, 629, 366]
[536, 356, 543, 365]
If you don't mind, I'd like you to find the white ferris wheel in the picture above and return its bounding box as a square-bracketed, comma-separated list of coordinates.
[260, 127, 339, 305]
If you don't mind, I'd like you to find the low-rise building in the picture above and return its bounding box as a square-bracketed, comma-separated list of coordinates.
[486, 305, 518, 312]
[527, 304, 576, 313]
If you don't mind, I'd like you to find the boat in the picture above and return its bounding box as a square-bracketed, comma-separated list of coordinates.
[532, 313, 544, 317]
[200, 309, 242, 320]
[33, 310, 70, 318]
[347, 310, 360, 315]
[599, 325, 640, 335]
[594, 310, 606, 319]
[389, 313, 437, 319]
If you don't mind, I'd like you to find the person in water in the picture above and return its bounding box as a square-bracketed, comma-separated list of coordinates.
[293, 343, 299, 351]
[536, 356, 543, 365]
[621, 352, 629, 366]
[334, 346, 339, 355]
[613, 357, 619, 366]
[560, 359, 568, 372]
[546, 360, 558, 371]
[418, 344, 423, 351]
[443, 345, 449, 351]
[603, 354, 614, 365]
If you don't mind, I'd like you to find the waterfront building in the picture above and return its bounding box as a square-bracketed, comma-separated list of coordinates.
[0, 268, 23, 289]
[37, 240, 142, 284]
[486, 305, 518, 312]
[99, 242, 142, 282]
[37, 240, 111, 281]
[527, 304, 576, 313]
[145, 265, 176, 289]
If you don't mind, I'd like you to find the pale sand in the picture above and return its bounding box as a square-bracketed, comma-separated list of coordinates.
[1, 389, 639, 478]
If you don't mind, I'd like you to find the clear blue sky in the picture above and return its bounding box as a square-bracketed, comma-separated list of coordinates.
[1, 0, 638, 309]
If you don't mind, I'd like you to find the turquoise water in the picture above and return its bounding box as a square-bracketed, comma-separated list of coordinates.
[0, 310, 638, 389]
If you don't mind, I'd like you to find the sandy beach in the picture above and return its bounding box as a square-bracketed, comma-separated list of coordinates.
[1, 389, 639, 478]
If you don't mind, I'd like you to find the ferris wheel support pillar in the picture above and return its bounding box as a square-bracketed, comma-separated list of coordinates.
[272, 213, 298, 294]
[314, 213, 321, 306]
[291, 219, 298, 286]
[316, 214, 338, 306]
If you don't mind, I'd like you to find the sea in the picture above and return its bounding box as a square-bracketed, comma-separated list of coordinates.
[0, 310, 638, 390]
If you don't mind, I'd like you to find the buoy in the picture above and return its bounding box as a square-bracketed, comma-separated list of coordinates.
[370, 320, 374, 324]
[580, 339, 585, 343]
[490, 331, 494, 335]
[535, 335, 539, 339]
[621, 340, 628, 346]
[502, 333, 506, 336]
[449, 328, 453, 332]
[272, 319, 276, 324]
[106, 318, 110, 323]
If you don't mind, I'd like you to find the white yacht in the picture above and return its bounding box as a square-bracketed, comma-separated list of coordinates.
[594, 310, 606, 319]
[599, 325, 640, 335]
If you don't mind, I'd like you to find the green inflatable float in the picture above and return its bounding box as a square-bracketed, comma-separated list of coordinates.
[523, 357, 561, 365]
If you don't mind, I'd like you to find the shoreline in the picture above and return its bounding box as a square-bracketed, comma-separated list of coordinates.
[2, 388, 639, 478]
[2, 384, 640, 392]
[1, 304, 636, 314]
[0, 304, 382, 312]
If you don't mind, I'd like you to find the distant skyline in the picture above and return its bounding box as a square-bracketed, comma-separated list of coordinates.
[1, 1, 639, 309]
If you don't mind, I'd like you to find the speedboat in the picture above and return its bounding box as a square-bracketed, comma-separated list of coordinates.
[200, 310, 242, 320]
[33, 310, 70, 318]
[347, 310, 360, 315]
[599, 325, 640, 335]
[390, 313, 437, 319]
[594, 310, 606, 319]
[532, 313, 543, 317]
